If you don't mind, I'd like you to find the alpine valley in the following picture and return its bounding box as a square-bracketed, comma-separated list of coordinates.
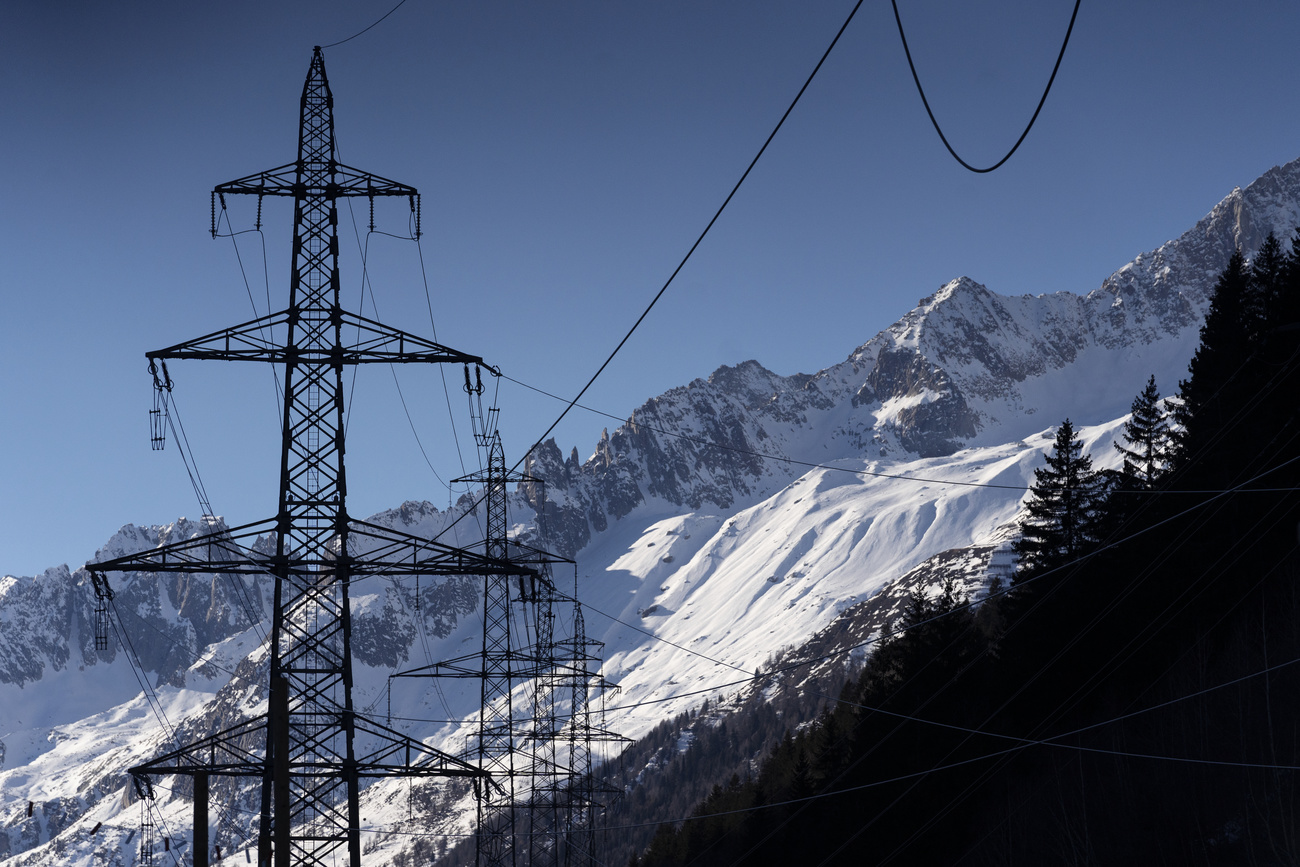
[5, 156, 1300, 866]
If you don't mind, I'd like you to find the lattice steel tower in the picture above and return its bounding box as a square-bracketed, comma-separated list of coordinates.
[88, 48, 534, 867]
[390, 394, 569, 867]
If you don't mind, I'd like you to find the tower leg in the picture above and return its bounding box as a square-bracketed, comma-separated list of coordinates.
[194, 773, 209, 867]
[272, 676, 291, 867]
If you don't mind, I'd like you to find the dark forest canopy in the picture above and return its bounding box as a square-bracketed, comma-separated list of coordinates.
[629, 234, 1300, 866]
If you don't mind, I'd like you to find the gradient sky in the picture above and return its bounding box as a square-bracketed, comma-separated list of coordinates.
[4, 1, 1300, 576]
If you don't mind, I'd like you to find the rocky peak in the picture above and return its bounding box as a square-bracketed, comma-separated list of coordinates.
[521, 158, 1300, 558]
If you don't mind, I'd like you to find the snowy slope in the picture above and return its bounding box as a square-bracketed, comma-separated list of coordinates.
[5, 156, 1300, 865]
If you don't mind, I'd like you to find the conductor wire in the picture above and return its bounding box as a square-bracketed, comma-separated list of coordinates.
[515, 0, 867, 475]
[892, 0, 1082, 172]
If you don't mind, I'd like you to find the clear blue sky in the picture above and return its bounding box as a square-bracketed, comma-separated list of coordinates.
[3, 1, 1299, 576]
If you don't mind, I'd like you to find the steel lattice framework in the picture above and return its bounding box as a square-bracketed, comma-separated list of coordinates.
[462, 426, 527, 867]
[391, 402, 573, 867]
[87, 48, 536, 867]
[557, 600, 627, 867]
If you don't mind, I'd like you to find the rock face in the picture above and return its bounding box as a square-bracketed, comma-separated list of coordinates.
[0, 566, 86, 687]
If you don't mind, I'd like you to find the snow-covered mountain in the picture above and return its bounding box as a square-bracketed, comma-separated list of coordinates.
[5, 156, 1300, 865]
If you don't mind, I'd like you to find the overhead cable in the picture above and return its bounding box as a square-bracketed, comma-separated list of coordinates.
[321, 0, 411, 49]
[514, 0, 868, 476]
[892, 0, 1082, 173]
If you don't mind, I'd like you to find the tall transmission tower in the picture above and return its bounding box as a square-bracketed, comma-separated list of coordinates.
[87, 48, 535, 867]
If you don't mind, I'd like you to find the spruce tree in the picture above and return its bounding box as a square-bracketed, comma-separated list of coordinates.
[1249, 232, 1286, 335]
[1173, 249, 1255, 464]
[1114, 375, 1170, 487]
[1014, 419, 1105, 576]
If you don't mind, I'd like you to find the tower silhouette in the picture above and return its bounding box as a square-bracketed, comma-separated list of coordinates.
[89, 48, 536, 867]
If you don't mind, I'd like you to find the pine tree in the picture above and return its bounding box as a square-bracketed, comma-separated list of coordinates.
[1173, 249, 1256, 464]
[1014, 419, 1105, 576]
[1249, 232, 1286, 335]
[1114, 375, 1170, 487]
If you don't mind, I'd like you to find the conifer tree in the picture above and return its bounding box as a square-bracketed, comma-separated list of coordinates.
[1014, 419, 1105, 575]
[1173, 249, 1255, 463]
[1114, 375, 1170, 487]
[1249, 232, 1286, 335]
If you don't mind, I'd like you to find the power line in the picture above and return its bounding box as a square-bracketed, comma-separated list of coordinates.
[858, 362, 1300, 863]
[513, 0, 868, 476]
[249, 638, 1300, 844]
[891, 0, 1082, 173]
[584, 351, 1299, 860]
[92, 449, 1300, 732]
[321, 0, 412, 49]
[93, 457, 1296, 858]
[349, 682, 1300, 839]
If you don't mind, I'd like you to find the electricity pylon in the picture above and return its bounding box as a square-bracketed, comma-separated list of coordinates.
[390, 391, 571, 867]
[556, 599, 627, 867]
[88, 47, 535, 867]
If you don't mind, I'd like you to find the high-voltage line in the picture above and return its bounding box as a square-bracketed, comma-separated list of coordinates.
[87, 48, 536, 867]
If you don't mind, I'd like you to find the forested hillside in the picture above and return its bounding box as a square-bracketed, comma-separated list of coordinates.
[632, 234, 1300, 866]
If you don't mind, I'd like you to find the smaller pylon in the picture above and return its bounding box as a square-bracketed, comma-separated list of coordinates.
[393, 395, 571, 867]
[556, 594, 628, 867]
[133, 776, 157, 867]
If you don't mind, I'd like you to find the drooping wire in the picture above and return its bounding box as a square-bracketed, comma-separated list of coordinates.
[153, 384, 213, 519]
[334, 141, 473, 496]
[215, 204, 284, 423]
[891, 0, 1082, 173]
[105, 601, 180, 748]
[157, 387, 268, 643]
[109, 598, 262, 690]
[415, 234, 474, 487]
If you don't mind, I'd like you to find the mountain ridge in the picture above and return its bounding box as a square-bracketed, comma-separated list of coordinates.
[522, 156, 1300, 560]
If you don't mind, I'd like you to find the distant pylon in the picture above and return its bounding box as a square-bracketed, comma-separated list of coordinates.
[557, 596, 627, 866]
[391, 395, 571, 867]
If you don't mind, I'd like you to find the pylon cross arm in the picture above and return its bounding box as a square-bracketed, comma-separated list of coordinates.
[330, 163, 419, 198]
[353, 714, 488, 779]
[214, 163, 418, 200]
[347, 518, 539, 579]
[337, 310, 485, 365]
[144, 309, 487, 367]
[213, 164, 299, 197]
[147, 311, 291, 362]
[129, 715, 269, 778]
[86, 517, 279, 576]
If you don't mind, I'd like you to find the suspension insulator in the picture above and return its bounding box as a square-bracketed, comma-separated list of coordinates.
[95, 605, 110, 652]
[90, 572, 114, 652]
